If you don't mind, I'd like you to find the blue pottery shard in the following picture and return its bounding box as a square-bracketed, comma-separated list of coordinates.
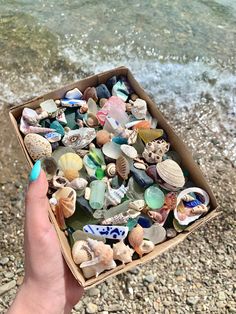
[83, 224, 129, 240]
[96, 84, 111, 99]
[61, 99, 86, 107]
[130, 166, 154, 189]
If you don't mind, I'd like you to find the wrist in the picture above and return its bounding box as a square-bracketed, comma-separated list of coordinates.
[8, 280, 73, 314]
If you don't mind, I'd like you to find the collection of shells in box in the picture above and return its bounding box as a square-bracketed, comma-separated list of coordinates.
[19, 76, 210, 278]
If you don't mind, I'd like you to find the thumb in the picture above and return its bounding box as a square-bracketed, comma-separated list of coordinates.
[25, 160, 51, 233]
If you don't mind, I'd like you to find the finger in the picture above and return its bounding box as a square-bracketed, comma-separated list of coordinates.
[25, 162, 51, 233]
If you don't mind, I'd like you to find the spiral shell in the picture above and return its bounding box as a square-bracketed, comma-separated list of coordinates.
[106, 163, 117, 177]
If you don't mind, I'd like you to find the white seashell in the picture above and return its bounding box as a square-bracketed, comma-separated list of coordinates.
[72, 240, 93, 265]
[105, 181, 129, 207]
[62, 128, 96, 150]
[143, 140, 170, 164]
[67, 178, 88, 190]
[127, 130, 138, 145]
[52, 187, 76, 218]
[120, 144, 138, 159]
[84, 187, 91, 200]
[52, 176, 69, 189]
[156, 159, 185, 188]
[102, 142, 122, 160]
[106, 163, 117, 177]
[134, 162, 146, 170]
[65, 88, 83, 99]
[24, 133, 52, 161]
[128, 199, 145, 212]
[113, 241, 134, 264]
[20, 118, 55, 135]
[129, 98, 147, 119]
[139, 240, 155, 255]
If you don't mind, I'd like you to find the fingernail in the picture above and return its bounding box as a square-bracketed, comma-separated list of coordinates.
[29, 160, 41, 182]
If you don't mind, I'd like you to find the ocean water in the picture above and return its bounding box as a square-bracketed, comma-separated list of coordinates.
[0, 0, 235, 162]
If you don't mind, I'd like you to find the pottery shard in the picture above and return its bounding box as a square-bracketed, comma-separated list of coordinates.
[24, 133, 52, 161]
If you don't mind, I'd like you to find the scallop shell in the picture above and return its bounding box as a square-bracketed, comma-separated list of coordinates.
[113, 241, 134, 264]
[102, 142, 122, 160]
[120, 144, 138, 159]
[62, 127, 96, 150]
[52, 187, 76, 218]
[116, 155, 130, 180]
[128, 224, 144, 257]
[139, 240, 155, 255]
[24, 133, 52, 161]
[80, 239, 116, 277]
[72, 240, 93, 265]
[58, 153, 83, 181]
[106, 163, 117, 177]
[96, 130, 111, 147]
[156, 159, 185, 188]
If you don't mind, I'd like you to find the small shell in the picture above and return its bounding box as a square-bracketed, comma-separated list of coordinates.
[52, 187, 76, 218]
[121, 144, 138, 159]
[96, 130, 111, 147]
[72, 240, 93, 265]
[127, 130, 138, 145]
[116, 155, 130, 180]
[113, 241, 134, 264]
[52, 175, 69, 189]
[84, 113, 99, 127]
[128, 224, 144, 257]
[129, 98, 147, 119]
[58, 153, 83, 181]
[24, 133, 52, 161]
[134, 162, 146, 170]
[106, 163, 117, 177]
[142, 140, 170, 164]
[156, 159, 185, 188]
[105, 182, 129, 207]
[67, 178, 88, 190]
[139, 239, 155, 255]
[128, 200, 145, 212]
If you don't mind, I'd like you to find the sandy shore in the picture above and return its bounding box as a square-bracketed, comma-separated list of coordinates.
[0, 103, 235, 313]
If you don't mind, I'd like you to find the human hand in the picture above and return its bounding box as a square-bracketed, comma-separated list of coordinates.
[8, 161, 84, 314]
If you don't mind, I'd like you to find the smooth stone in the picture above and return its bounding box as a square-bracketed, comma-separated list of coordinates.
[96, 84, 111, 99]
[144, 185, 165, 209]
[86, 303, 98, 314]
[0, 280, 16, 296]
[50, 121, 65, 136]
[112, 136, 128, 145]
[0, 257, 9, 266]
[143, 224, 166, 244]
[130, 167, 154, 189]
[106, 76, 117, 91]
[137, 215, 152, 228]
[24, 133, 52, 162]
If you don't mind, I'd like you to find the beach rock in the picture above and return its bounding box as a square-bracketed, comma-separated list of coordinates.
[96, 84, 111, 99]
[0, 280, 16, 296]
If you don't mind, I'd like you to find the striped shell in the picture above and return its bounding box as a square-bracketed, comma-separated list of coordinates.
[106, 163, 117, 177]
[52, 187, 76, 218]
[58, 152, 83, 181]
[116, 156, 130, 180]
[156, 159, 185, 188]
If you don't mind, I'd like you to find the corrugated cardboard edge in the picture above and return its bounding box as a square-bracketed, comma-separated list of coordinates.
[9, 66, 219, 289]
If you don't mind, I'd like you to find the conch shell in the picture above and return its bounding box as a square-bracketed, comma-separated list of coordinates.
[128, 224, 144, 257]
[113, 241, 134, 264]
[72, 240, 94, 265]
[80, 239, 116, 277]
[105, 181, 128, 207]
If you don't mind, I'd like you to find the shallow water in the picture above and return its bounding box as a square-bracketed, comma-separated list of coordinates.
[0, 0, 235, 163]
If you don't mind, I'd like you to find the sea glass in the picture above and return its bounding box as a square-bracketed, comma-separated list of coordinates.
[144, 185, 165, 209]
[138, 128, 163, 143]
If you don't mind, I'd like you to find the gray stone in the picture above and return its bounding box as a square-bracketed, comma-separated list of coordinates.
[0, 280, 16, 296]
[87, 287, 100, 297]
[86, 303, 98, 314]
[0, 257, 9, 265]
[186, 297, 199, 306]
[144, 274, 155, 283]
[4, 271, 14, 279]
[108, 304, 123, 312]
[218, 291, 226, 301]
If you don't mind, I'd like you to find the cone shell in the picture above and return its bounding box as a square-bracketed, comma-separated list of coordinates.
[116, 155, 130, 180]
[156, 159, 185, 188]
[58, 152, 83, 181]
[52, 187, 76, 218]
[128, 224, 144, 257]
[72, 240, 93, 265]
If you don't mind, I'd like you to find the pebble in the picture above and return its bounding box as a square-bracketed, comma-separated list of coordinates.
[86, 302, 98, 314]
[0, 280, 16, 296]
[186, 296, 199, 306]
[0, 257, 9, 265]
[144, 274, 155, 283]
[4, 272, 15, 279]
[87, 287, 100, 297]
[218, 291, 226, 301]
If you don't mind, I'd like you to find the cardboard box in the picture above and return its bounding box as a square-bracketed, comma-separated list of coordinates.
[9, 66, 219, 289]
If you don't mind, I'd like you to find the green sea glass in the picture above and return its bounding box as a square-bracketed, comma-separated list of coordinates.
[144, 185, 165, 209]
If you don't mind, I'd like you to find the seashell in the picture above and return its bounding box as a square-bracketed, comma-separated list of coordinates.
[128, 200, 145, 212]
[106, 163, 117, 177]
[113, 241, 134, 264]
[96, 130, 111, 147]
[40, 99, 58, 115]
[120, 144, 138, 159]
[52, 146, 75, 162]
[24, 133, 52, 161]
[138, 128, 163, 144]
[133, 120, 151, 130]
[102, 142, 122, 160]
[83, 87, 98, 102]
[58, 153, 83, 181]
[128, 224, 144, 257]
[65, 87, 83, 100]
[54, 200, 67, 230]
[52, 175, 69, 189]
[116, 156, 130, 180]
[125, 102, 132, 112]
[84, 113, 99, 127]
[134, 162, 146, 170]
[139, 239, 155, 255]
[67, 178, 88, 190]
[147, 211, 163, 224]
[83, 224, 129, 240]
[80, 239, 116, 277]
[62, 127, 96, 150]
[142, 140, 170, 164]
[20, 117, 55, 135]
[129, 98, 147, 119]
[72, 240, 93, 265]
[156, 159, 185, 189]
[127, 130, 138, 145]
[143, 224, 166, 245]
[40, 157, 58, 180]
[22, 108, 40, 126]
[84, 187, 91, 200]
[105, 181, 129, 207]
[76, 149, 89, 157]
[101, 209, 140, 225]
[174, 187, 209, 226]
[52, 187, 76, 218]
